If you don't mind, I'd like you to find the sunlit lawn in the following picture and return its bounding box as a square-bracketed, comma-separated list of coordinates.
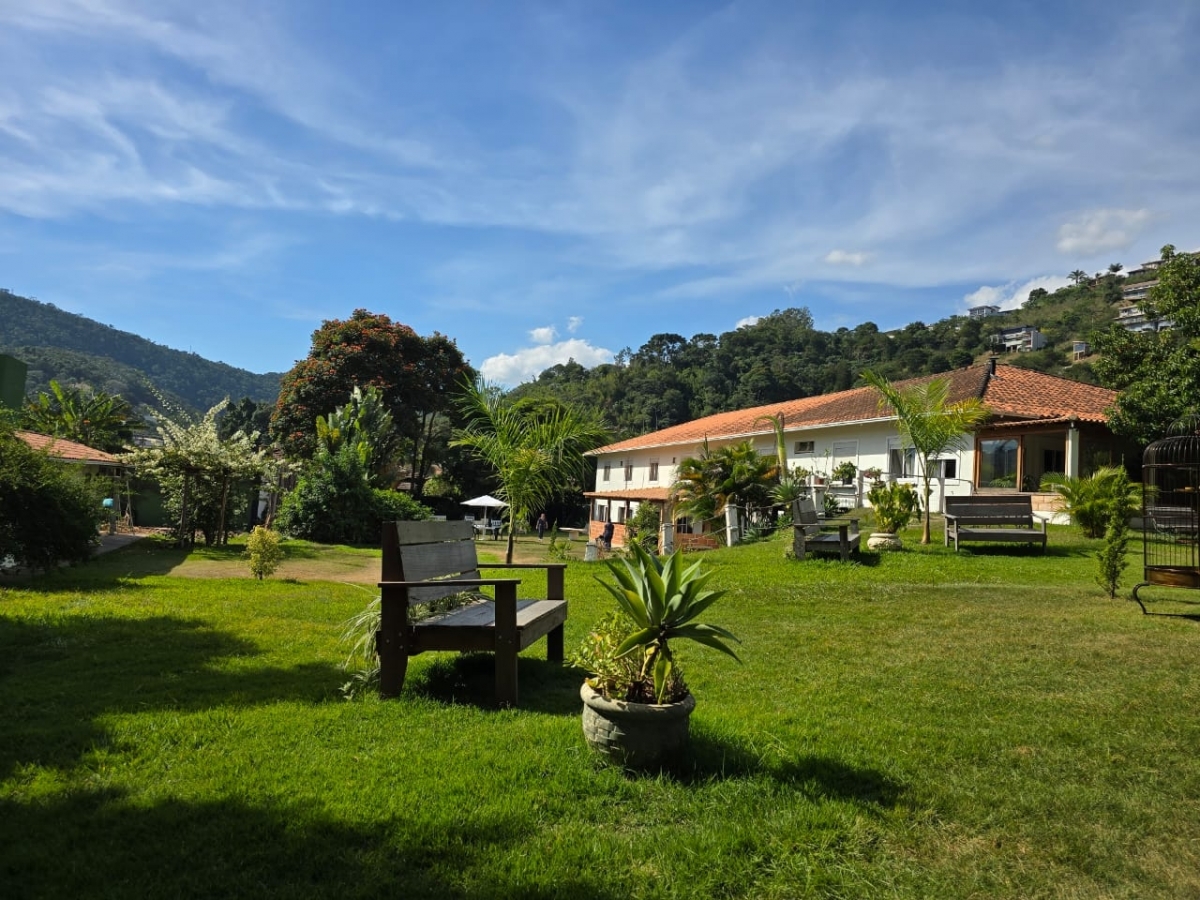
[1, 526, 1198, 898]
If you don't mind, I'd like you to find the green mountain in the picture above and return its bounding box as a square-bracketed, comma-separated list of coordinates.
[0, 289, 282, 412]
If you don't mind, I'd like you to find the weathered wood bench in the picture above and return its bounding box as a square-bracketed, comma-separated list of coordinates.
[944, 494, 1047, 552]
[791, 497, 860, 561]
[377, 520, 567, 707]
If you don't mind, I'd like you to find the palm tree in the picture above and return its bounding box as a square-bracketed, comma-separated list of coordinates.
[452, 379, 610, 564]
[671, 439, 778, 535]
[22, 380, 141, 453]
[1069, 269, 1088, 285]
[1108, 263, 1123, 275]
[862, 371, 990, 544]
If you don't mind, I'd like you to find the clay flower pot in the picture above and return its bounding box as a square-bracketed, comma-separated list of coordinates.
[581, 683, 695, 769]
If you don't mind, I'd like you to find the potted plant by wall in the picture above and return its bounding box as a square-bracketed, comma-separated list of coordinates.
[832, 461, 857, 485]
[861, 466, 883, 482]
[866, 481, 921, 550]
[574, 543, 740, 769]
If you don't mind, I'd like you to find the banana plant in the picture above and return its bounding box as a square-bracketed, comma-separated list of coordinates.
[596, 543, 740, 703]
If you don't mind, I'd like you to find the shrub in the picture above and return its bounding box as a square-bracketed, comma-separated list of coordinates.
[0, 426, 104, 571]
[625, 502, 661, 552]
[277, 445, 430, 544]
[1096, 505, 1130, 599]
[1041, 466, 1139, 538]
[867, 481, 921, 533]
[244, 526, 284, 580]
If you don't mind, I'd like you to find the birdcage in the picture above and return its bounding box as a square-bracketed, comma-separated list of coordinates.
[1133, 430, 1200, 611]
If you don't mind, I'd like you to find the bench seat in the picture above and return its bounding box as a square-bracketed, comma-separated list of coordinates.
[791, 496, 860, 561]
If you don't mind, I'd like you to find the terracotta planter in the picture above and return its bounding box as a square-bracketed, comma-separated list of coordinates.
[867, 532, 902, 551]
[581, 682, 695, 769]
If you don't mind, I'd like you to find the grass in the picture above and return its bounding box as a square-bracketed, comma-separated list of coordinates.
[2, 525, 1199, 898]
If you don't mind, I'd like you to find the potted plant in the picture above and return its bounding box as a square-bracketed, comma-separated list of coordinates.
[861, 466, 883, 481]
[865, 480, 921, 550]
[832, 461, 857, 485]
[574, 543, 740, 769]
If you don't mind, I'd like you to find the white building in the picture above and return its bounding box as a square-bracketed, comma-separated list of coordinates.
[586, 360, 1123, 549]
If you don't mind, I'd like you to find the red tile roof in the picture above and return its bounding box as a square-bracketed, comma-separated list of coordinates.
[592, 362, 1117, 455]
[15, 430, 122, 465]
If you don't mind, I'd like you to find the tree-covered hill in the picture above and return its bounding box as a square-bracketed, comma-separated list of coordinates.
[0, 289, 282, 411]
[510, 276, 1123, 440]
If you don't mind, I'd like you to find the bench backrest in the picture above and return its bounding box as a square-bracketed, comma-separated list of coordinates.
[945, 495, 1034, 526]
[792, 496, 820, 527]
[382, 520, 481, 606]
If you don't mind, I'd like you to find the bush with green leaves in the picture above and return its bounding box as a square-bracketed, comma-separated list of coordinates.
[0, 425, 104, 571]
[244, 526, 284, 580]
[625, 501, 661, 552]
[1041, 466, 1139, 538]
[277, 444, 430, 544]
[867, 480, 921, 533]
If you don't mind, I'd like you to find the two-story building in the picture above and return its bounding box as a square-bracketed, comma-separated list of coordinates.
[585, 360, 1125, 549]
[990, 325, 1046, 353]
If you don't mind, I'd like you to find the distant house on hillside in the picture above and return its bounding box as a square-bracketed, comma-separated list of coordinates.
[585, 360, 1127, 550]
[990, 325, 1046, 353]
[968, 304, 1000, 319]
[1116, 305, 1172, 334]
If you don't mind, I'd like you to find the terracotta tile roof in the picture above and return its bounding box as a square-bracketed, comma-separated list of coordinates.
[584, 488, 672, 501]
[592, 363, 1117, 455]
[15, 430, 122, 465]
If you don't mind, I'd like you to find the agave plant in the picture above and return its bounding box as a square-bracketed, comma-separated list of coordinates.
[596, 543, 740, 703]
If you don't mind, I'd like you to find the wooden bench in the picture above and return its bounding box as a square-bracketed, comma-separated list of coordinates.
[944, 494, 1047, 552]
[377, 520, 567, 707]
[791, 497, 860, 561]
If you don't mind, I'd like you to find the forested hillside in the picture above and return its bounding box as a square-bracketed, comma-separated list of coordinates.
[511, 275, 1121, 440]
[0, 289, 282, 411]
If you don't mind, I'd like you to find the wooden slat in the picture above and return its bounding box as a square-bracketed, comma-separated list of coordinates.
[394, 519, 475, 545]
[398, 541, 480, 582]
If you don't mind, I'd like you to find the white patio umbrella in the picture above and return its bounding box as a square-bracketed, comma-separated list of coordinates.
[460, 494, 508, 537]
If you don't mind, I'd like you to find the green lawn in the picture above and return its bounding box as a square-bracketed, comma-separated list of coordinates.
[2, 529, 1198, 899]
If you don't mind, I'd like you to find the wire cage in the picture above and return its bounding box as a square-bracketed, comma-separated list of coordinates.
[1134, 430, 1200, 610]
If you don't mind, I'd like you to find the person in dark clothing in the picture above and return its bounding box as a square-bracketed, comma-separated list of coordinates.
[536, 513, 548, 540]
[600, 521, 614, 550]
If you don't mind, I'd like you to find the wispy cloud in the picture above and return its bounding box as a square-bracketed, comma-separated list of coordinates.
[1056, 209, 1153, 256]
[824, 249, 869, 266]
[962, 275, 1072, 313]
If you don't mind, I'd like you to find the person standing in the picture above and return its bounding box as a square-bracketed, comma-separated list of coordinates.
[536, 512, 548, 540]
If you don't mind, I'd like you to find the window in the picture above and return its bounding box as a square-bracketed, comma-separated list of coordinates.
[941, 459, 957, 480]
[794, 440, 815, 454]
[978, 438, 1019, 488]
[649, 460, 659, 482]
[624, 463, 634, 482]
[602, 464, 611, 482]
[887, 437, 915, 477]
[594, 503, 609, 522]
[616, 506, 627, 523]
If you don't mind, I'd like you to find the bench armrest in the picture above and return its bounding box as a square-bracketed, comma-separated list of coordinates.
[943, 513, 960, 523]
[484, 563, 567, 572]
[379, 578, 522, 589]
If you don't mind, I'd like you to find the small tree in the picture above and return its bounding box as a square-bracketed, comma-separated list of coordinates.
[1096, 505, 1130, 599]
[245, 526, 284, 579]
[862, 371, 990, 544]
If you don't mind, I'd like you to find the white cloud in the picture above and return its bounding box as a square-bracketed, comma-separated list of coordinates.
[566, 316, 583, 333]
[529, 325, 557, 344]
[1056, 209, 1153, 255]
[962, 274, 1072, 313]
[479, 339, 614, 386]
[824, 249, 869, 266]
[736, 315, 762, 328]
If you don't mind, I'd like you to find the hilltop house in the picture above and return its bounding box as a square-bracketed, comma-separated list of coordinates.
[585, 360, 1126, 549]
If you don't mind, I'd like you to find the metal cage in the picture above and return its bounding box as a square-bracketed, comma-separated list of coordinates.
[1134, 432, 1200, 609]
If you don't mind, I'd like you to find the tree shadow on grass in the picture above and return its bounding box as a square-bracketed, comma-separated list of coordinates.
[407, 652, 582, 715]
[639, 729, 906, 810]
[0, 789, 626, 900]
[0, 615, 343, 780]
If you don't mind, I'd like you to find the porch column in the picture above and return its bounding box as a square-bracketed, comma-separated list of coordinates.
[1066, 422, 1080, 479]
[660, 522, 674, 555]
[724, 502, 740, 546]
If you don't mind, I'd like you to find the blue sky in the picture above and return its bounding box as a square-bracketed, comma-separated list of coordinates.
[2, 1, 1198, 386]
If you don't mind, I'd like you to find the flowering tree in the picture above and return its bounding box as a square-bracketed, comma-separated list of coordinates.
[126, 398, 268, 546]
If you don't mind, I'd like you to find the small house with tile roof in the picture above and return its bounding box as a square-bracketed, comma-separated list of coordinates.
[585, 359, 1129, 548]
[15, 430, 124, 474]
